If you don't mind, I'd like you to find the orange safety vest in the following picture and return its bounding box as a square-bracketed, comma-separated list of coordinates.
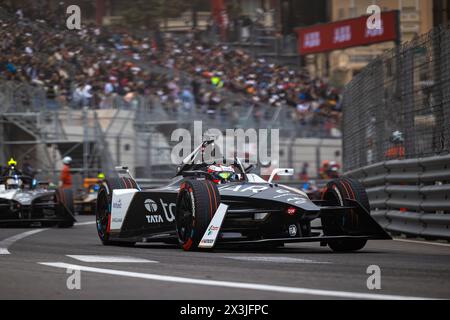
[60, 165, 72, 188]
[385, 146, 405, 159]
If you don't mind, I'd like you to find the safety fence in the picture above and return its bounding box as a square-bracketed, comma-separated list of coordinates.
[342, 24, 450, 172]
[346, 155, 450, 240]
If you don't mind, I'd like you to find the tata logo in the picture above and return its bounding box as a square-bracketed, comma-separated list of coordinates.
[145, 199, 163, 223]
[144, 199, 158, 213]
[146, 215, 164, 224]
[113, 199, 122, 209]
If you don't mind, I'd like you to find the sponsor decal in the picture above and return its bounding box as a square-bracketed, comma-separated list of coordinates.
[160, 199, 176, 222]
[146, 215, 164, 224]
[207, 225, 220, 236]
[112, 199, 122, 209]
[110, 189, 137, 231]
[332, 185, 344, 206]
[144, 199, 158, 213]
[219, 185, 269, 194]
[190, 190, 196, 218]
[289, 224, 298, 237]
[144, 199, 162, 224]
[144, 199, 176, 224]
[274, 189, 307, 205]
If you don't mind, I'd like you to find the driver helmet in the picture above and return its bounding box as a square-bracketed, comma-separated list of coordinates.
[391, 131, 404, 143]
[8, 158, 17, 168]
[63, 156, 72, 165]
[207, 164, 238, 184]
[6, 177, 23, 189]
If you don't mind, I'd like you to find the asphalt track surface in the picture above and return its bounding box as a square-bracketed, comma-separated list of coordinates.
[0, 216, 449, 300]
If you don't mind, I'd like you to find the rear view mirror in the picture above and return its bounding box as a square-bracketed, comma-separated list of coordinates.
[268, 168, 294, 183]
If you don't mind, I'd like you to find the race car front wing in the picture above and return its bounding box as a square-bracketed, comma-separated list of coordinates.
[199, 198, 391, 249]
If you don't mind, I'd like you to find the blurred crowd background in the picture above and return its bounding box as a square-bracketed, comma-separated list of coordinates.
[0, 0, 343, 138]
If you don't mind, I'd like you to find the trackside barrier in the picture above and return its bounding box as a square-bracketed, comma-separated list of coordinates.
[346, 155, 450, 240]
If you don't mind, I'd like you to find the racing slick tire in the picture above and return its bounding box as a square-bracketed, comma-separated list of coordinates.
[96, 177, 137, 246]
[175, 179, 220, 251]
[322, 178, 370, 252]
[56, 188, 75, 228]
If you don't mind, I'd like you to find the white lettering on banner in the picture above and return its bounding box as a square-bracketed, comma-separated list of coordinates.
[333, 26, 352, 43]
[304, 32, 321, 48]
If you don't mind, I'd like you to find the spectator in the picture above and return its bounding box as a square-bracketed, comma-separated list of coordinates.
[0, 4, 342, 135]
[60, 157, 73, 189]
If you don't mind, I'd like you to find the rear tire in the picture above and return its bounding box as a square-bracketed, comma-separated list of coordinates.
[175, 179, 220, 251]
[322, 178, 369, 252]
[96, 177, 137, 246]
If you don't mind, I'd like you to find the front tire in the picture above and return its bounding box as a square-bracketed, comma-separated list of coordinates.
[322, 178, 369, 252]
[176, 179, 220, 251]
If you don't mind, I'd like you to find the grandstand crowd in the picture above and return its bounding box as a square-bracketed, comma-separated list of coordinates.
[0, 3, 342, 136]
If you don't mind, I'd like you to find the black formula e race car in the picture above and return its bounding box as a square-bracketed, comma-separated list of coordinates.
[96, 141, 390, 252]
[0, 175, 76, 228]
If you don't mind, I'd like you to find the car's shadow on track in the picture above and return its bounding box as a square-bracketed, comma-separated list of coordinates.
[128, 243, 386, 255]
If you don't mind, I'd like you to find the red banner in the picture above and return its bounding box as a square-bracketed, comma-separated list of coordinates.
[295, 11, 400, 55]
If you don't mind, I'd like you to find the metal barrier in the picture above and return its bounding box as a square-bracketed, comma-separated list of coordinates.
[346, 155, 450, 240]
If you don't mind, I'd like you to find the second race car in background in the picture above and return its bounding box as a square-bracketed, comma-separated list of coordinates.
[0, 175, 76, 227]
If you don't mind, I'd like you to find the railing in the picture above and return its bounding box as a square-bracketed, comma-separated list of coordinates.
[346, 155, 450, 240]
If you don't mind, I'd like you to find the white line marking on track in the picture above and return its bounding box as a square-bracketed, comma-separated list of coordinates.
[75, 221, 96, 226]
[0, 229, 48, 255]
[394, 238, 450, 248]
[39, 262, 436, 300]
[0, 221, 95, 255]
[223, 256, 330, 264]
[67, 255, 158, 263]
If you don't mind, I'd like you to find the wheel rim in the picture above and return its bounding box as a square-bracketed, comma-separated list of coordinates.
[176, 189, 194, 243]
[96, 188, 109, 240]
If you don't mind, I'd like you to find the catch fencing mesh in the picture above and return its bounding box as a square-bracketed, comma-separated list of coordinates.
[343, 24, 450, 171]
